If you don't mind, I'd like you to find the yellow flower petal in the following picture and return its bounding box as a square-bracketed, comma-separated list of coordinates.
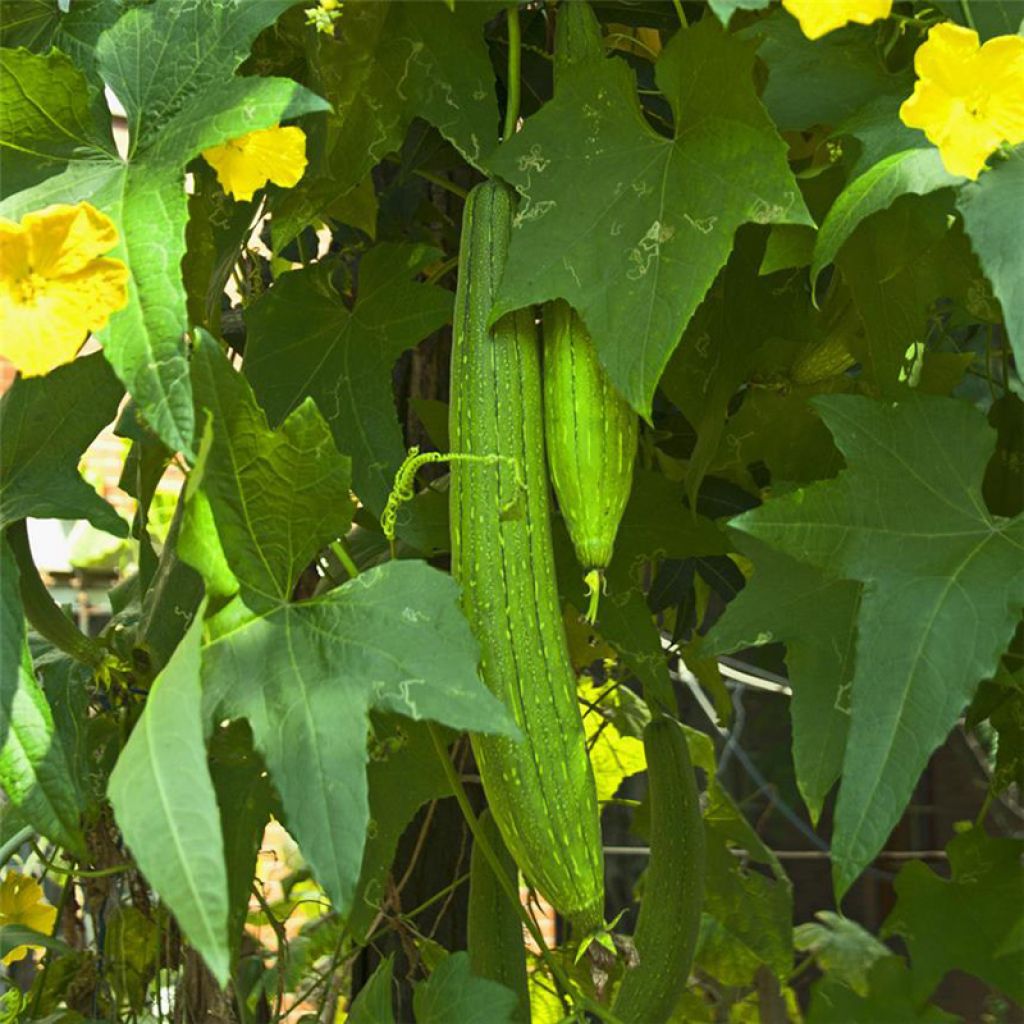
[782, 0, 893, 40]
[0, 871, 57, 965]
[0, 202, 128, 377]
[900, 23, 1024, 179]
[202, 125, 308, 202]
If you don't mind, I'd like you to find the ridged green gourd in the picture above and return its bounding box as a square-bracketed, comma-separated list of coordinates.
[449, 179, 604, 932]
[543, 300, 638, 621]
[467, 809, 530, 1022]
[613, 715, 706, 1024]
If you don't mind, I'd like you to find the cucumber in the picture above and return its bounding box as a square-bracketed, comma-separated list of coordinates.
[467, 809, 530, 1023]
[449, 180, 604, 932]
[613, 715, 705, 1024]
[543, 299, 637, 621]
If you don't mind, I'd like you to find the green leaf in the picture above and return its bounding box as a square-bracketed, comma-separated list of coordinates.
[190, 332, 354, 611]
[0, 0, 329, 454]
[957, 154, 1024, 373]
[0, 537, 85, 854]
[930, 0, 1024, 40]
[0, 47, 108, 195]
[738, 8, 911, 133]
[730, 393, 1024, 897]
[707, 0, 771, 27]
[311, 0, 502, 195]
[705, 537, 860, 824]
[489, 13, 810, 418]
[200, 559, 518, 919]
[346, 717, 452, 940]
[812, 149, 963, 285]
[831, 94, 930, 178]
[0, 353, 126, 534]
[244, 244, 453, 518]
[836, 193, 979, 395]
[794, 911, 890, 996]
[413, 952, 519, 1024]
[807, 956, 958, 1024]
[107, 605, 231, 986]
[884, 827, 1024, 1004]
[0, 924, 70, 962]
[659, 227, 812, 500]
[348, 955, 396, 1024]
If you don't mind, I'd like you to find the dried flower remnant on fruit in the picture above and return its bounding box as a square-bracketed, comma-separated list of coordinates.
[900, 23, 1024, 179]
[0, 871, 57, 964]
[782, 0, 893, 40]
[202, 125, 308, 202]
[0, 202, 129, 377]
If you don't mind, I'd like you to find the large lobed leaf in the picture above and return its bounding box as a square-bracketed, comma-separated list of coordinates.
[186, 339, 516, 915]
[488, 9, 811, 419]
[0, 1, 329, 454]
[731, 393, 1024, 897]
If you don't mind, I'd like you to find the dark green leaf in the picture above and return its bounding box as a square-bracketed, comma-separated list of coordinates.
[808, 956, 958, 1023]
[705, 537, 860, 823]
[957, 154, 1024, 372]
[412, 952, 519, 1024]
[930, 1, 1024, 40]
[0, 353, 126, 534]
[108, 606, 231, 985]
[731, 393, 1024, 897]
[884, 827, 1024, 1004]
[0, 924, 70, 961]
[708, 0, 772, 27]
[489, 13, 810, 417]
[244, 244, 452, 518]
[738, 9, 911, 133]
[0, 537, 85, 854]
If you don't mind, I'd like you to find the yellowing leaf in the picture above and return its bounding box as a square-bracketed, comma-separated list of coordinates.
[0, 202, 128, 377]
[900, 23, 1024, 179]
[202, 125, 308, 201]
[782, 0, 892, 40]
[579, 679, 646, 803]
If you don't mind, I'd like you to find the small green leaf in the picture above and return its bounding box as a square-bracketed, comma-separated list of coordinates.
[884, 827, 1024, 1004]
[413, 952, 519, 1024]
[489, 13, 810, 418]
[957, 154, 1024, 373]
[0, 353, 126, 534]
[731, 393, 1024, 897]
[348, 955, 396, 1024]
[794, 911, 890, 995]
[108, 606, 231, 985]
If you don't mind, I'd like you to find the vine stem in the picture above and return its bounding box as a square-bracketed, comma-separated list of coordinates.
[672, 0, 687, 29]
[426, 723, 623, 1024]
[959, 0, 976, 31]
[503, 4, 522, 140]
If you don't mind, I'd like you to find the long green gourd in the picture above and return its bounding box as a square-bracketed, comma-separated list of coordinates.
[544, 0, 638, 623]
[543, 300, 638, 621]
[613, 715, 706, 1023]
[467, 809, 531, 1023]
[449, 179, 604, 933]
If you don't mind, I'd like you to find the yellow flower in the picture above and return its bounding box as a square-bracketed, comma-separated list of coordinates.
[782, 0, 893, 40]
[0, 202, 129, 377]
[0, 871, 58, 965]
[900, 23, 1024, 179]
[202, 125, 308, 202]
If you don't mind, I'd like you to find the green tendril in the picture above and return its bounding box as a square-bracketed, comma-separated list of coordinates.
[382, 446, 525, 555]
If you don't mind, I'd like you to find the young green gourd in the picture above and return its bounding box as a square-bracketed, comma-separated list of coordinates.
[543, 299, 638, 622]
[448, 179, 605, 933]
